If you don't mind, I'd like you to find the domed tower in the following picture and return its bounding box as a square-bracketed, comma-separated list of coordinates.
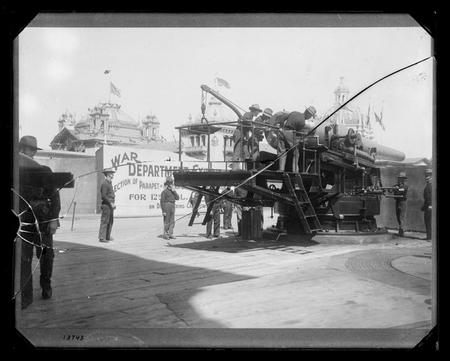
[87, 104, 110, 133]
[334, 76, 350, 105]
[141, 113, 161, 141]
[325, 77, 364, 136]
[57, 111, 76, 131]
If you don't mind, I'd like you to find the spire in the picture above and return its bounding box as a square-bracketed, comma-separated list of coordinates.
[334, 76, 350, 104]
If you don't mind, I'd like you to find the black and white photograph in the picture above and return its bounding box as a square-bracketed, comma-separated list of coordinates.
[10, 13, 437, 349]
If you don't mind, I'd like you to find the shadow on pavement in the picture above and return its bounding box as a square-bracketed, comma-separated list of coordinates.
[171, 233, 319, 254]
[16, 239, 255, 331]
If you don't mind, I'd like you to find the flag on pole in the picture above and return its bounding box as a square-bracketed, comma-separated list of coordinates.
[374, 109, 385, 131]
[110, 82, 121, 98]
[104, 70, 111, 74]
[215, 77, 230, 89]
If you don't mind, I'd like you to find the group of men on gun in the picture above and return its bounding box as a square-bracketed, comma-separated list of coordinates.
[231, 103, 317, 173]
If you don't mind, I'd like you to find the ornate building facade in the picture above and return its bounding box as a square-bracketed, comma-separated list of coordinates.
[50, 102, 174, 154]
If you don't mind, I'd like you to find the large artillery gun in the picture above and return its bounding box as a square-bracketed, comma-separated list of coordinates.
[173, 84, 405, 238]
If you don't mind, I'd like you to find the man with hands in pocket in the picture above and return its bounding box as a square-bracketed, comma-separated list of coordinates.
[160, 176, 179, 240]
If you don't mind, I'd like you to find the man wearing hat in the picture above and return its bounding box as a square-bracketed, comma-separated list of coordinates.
[98, 168, 116, 243]
[231, 104, 263, 170]
[160, 176, 179, 240]
[392, 171, 409, 236]
[246, 104, 263, 120]
[19, 135, 43, 158]
[18, 136, 61, 308]
[253, 108, 273, 140]
[421, 169, 432, 240]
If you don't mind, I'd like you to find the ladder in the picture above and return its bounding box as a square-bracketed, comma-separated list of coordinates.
[283, 173, 322, 234]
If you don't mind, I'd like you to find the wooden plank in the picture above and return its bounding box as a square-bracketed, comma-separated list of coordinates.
[188, 192, 203, 226]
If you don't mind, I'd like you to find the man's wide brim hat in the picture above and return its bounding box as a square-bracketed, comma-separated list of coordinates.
[263, 108, 273, 117]
[102, 168, 116, 175]
[398, 171, 407, 179]
[425, 169, 432, 175]
[19, 135, 42, 150]
[306, 106, 317, 117]
[249, 104, 262, 112]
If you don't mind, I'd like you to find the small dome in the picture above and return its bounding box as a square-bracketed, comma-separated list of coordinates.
[142, 114, 159, 125]
[334, 76, 350, 94]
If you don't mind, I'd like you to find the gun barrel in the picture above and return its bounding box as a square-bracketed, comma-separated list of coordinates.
[362, 138, 405, 162]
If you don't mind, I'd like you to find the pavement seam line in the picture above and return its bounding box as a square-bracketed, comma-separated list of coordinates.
[155, 293, 190, 327]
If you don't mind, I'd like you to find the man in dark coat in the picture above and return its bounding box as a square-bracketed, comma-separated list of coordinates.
[98, 168, 116, 243]
[18, 136, 61, 309]
[160, 176, 179, 240]
[393, 171, 409, 236]
[422, 169, 432, 240]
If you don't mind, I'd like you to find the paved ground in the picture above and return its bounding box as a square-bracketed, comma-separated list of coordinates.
[14, 211, 435, 348]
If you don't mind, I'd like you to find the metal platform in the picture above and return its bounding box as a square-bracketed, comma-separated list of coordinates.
[174, 169, 252, 187]
[174, 169, 321, 187]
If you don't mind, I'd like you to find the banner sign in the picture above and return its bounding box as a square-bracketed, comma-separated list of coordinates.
[101, 145, 217, 217]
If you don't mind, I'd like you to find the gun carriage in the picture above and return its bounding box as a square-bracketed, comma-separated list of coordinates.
[173, 85, 405, 238]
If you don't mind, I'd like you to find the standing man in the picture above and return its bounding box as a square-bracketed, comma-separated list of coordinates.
[232, 104, 262, 170]
[204, 190, 221, 238]
[18, 136, 61, 309]
[221, 186, 233, 229]
[98, 168, 116, 243]
[392, 171, 409, 236]
[160, 176, 179, 240]
[233, 186, 247, 236]
[422, 169, 432, 240]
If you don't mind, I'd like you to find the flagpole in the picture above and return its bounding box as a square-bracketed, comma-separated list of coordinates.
[104, 69, 112, 146]
[105, 70, 112, 104]
[108, 77, 111, 104]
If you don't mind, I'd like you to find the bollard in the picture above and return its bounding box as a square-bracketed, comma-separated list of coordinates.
[71, 201, 77, 231]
